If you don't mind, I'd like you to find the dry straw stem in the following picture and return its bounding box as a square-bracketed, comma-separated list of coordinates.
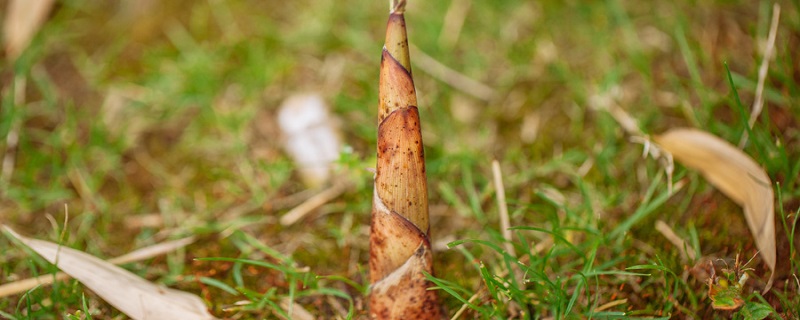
[739, 3, 781, 147]
[438, 0, 472, 48]
[369, 3, 442, 319]
[593, 299, 628, 313]
[410, 44, 496, 102]
[654, 220, 696, 262]
[491, 160, 515, 258]
[491, 160, 525, 293]
[279, 183, 348, 226]
[654, 128, 776, 284]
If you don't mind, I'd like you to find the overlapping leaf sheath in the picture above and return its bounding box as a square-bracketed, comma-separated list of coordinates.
[369, 1, 442, 319]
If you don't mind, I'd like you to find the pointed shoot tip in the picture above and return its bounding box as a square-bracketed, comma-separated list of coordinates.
[390, 0, 406, 14]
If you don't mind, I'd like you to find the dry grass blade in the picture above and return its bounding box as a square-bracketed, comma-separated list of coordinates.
[593, 299, 628, 313]
[4, 0, 55, 60]
[491, 160, 525, 295]
[491, 160, 515, 257]
[739, 3, 781, 147]
[280, 183, 347, 226]
[654, 220, 696, 261]
[0, 268, 71, 298]
[438, 0, 471, 48]
[279, 298, 315, 320]
[368, 2, 442, 319]
[654, 128, 775, 276]
[0, 235, 195, 297]
[2, 226, 216, 320]
[410, 44, 495, 102]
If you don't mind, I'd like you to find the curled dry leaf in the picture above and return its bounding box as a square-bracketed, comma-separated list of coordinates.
[368, 1, 442, 318]
[4, 0, 55, 60]
[2, 226, 216, 320]
[0, 234, 195, 297]
[653, 128, 775, 276]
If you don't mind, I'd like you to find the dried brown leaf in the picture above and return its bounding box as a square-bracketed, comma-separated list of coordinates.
[3, 226, 216, 320]
[0, 235, 195, 298]
[654, 128, 775, 274]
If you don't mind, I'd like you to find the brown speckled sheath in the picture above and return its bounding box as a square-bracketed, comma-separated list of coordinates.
[368, 2, 442, 319]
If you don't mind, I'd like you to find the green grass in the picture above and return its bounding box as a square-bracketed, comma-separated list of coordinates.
[1, 0, 799, 319]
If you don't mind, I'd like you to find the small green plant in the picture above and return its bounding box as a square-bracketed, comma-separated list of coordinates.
[707, 259, 748, 311]
[706, 254, 774, 320]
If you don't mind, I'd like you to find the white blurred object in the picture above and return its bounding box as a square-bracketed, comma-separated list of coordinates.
[278, 94, 341, 188]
